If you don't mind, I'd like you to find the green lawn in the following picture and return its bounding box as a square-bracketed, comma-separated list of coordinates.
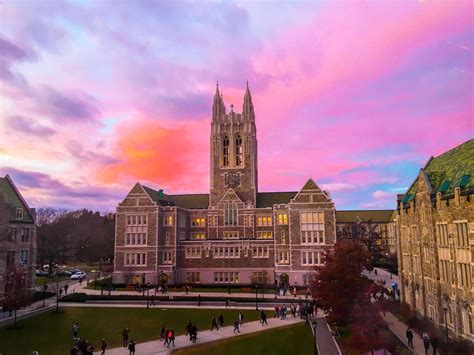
[172, 323, 315, 355]
[0, 307, 259, 355]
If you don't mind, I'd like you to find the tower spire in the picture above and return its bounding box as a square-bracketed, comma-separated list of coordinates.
[212, 81, 225, 120]
[243, 81, 254, 120]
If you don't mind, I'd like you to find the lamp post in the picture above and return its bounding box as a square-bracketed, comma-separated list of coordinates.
[274, 272, 278, 300]
[255, 284, 259, 311]
[443, 306, 449, 342]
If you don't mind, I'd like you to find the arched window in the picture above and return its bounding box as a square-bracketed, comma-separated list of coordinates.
[235, 134, 243, 166]
[223, 135, 229, 167]
[462, 303, 473, 334]
[224, 201, 238, 226]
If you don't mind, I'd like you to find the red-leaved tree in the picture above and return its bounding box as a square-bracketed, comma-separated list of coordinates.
[1, 266, 31, 327]
[311, 242, 373, 325]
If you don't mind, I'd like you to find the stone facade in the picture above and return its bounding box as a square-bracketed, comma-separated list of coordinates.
[113, 85, 336, 288]
[398, 139, 473, 341]
[0, 175, 37, 296]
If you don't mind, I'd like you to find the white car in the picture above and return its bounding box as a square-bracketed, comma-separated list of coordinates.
[70, 272, 86, 280]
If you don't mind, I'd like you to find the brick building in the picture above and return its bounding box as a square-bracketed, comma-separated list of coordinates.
[112, 84, 336, 287]
[398, 139, 473, 340]
[336, 210, 398, 256]
[0, 175, 37, 295]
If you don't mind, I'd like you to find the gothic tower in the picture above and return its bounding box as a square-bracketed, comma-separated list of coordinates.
[209, 82, 258, 207]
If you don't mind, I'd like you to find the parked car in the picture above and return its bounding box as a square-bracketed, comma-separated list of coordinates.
[70, 269, 82, 274]
[55, 269, 72, 277]
[70, 272, 86, 280]
[35, 269, 48, 277]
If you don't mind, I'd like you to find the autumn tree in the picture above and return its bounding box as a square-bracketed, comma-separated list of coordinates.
[338, 220, 383, 265]
[311, 241, 373, 325]
[1, 266, 31, 328]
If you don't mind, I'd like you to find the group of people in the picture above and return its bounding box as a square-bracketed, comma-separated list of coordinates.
[405, 327, 438, 354]
[69, 322, 108, 355]
[184, 321, 199, 343]
[122, 328, 136, 354]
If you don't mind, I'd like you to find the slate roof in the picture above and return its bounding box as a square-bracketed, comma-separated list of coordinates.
[0, 175, 34, 223]
[405, 139, 474, 201]
[335, 210, 394, 223]
[142, 185, 298, 209]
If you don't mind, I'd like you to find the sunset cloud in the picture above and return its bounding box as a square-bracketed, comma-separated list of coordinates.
[0, 1, 472, 210]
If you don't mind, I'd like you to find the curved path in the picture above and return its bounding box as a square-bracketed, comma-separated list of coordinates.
[94, 317, 304, 355]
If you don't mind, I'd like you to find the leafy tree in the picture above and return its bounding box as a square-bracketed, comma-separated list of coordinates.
[338, 220, 383, 265]
[311, 241, 373, 325]
[1, 266, 31, 327]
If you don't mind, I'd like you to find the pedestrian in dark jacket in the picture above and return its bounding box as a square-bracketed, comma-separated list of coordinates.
[422, 332, 430, 355]
[233, 320, 240, 333]
[261, 310, 268, 325]
[128, 340, 135, 355]
[166, 329, 175, 348]
[100, 338, 107, 354]
[218, 314, 224, 328]
[211, 316, 219, 331]
[160, 324, 166, 341]
[431, 336, 438, 355]
[122, 328, 129, 347]
[163, 328, 169, 347]
[406, 327, 414, 348]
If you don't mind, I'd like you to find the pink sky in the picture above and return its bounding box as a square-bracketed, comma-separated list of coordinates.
[0, 1, 473, 211]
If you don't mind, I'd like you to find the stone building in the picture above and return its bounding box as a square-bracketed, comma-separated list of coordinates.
[398, 139, 473, 341]
[0, 175, 37, 295]
[336, 209, 398, 256]
[112, 84, 336, 287]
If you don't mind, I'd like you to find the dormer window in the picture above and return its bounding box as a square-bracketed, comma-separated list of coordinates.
[16, 208, 23, 220]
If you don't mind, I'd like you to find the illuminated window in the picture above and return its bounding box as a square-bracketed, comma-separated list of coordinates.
[191, 217, 206, 227]
[223, 135, 230, 166]
[162, 251, 173, 264]
[300, 212, 325, 245]
[223, 231, 239, 239]
[278, 213, 288, 225]
[191, 233, 206, 239]
[235, 134, 243, 166]
[256, 216, 272, 226]
[164, 214, 174, 226]
[257, 231, 272, 239]
[277, 251, 289, 264]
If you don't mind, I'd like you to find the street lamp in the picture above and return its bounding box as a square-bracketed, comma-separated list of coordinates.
[255, 284, 259, 311]
[443, 305, 449, 342]
[274, 272, 278, 300]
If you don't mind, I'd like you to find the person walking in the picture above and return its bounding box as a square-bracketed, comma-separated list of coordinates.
[163, 327, 170, 347]
[225, 298, 230, 308]
[190, 323, 198, 343]
[122, 328, 129, 347]
[431, 336, 438, 355]
[100, 338, 107, 355]
[167, 329, 175, 348]
[185, 321, 191, 337]
[198, 294, 201, 307]
[128, 340, 135, 355]
[274, 305, 279, 318]
[160, 324, 166, 341]
[233, 320, 240, 333]
[261, 310, 268, 325]
[64, 283, 69, 294]
[150, 294, 155, 306]
[238, 312, 244, 326]
[422, 332, 430, 355]
[72, 322, 79, 339]
[218, 314, 224, 328]
[406, 327, 414, 348]
[211, 316, 219, 331]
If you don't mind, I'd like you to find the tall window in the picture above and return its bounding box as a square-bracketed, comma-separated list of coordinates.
[235, 134, 243, 166]
[455, 222, 469, 248]
[223, 135, 230, 166]
[224, 201, 237, 226]
[300, 212, 325, 244]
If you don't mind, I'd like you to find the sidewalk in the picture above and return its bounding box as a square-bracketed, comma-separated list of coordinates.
[382, 311, 430, 355]
[314, 311, 342, 355]
[73, 282, 300, 300]
[94, 316, 303, 354]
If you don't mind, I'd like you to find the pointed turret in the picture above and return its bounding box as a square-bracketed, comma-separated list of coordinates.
[212, 82, 225, 120]
[242, 81, 254, 120]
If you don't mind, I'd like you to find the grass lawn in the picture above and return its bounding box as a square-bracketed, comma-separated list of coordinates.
[0, 307, 259, 355]
[172, 322, 315, 355]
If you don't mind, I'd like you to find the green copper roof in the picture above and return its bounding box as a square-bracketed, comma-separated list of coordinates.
[0, 175, 34, 223]
[406, 139, 474, 196]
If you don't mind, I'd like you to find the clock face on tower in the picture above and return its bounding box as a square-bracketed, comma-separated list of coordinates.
[225, 172, 241, 189]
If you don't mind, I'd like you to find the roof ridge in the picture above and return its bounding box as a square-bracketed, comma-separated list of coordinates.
[433, 138, 474, 160]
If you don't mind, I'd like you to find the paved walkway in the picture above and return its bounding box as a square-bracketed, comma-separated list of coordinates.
[314, 312, 341, 355]
[382, 311, 432, 355]
[94, 317, 303, 355]
[73, 282, 300, 300]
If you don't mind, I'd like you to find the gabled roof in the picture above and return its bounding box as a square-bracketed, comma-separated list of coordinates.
[335, 210, 394, 223]
[0, 175, 34, 223]
[405, 139, 474, 198]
